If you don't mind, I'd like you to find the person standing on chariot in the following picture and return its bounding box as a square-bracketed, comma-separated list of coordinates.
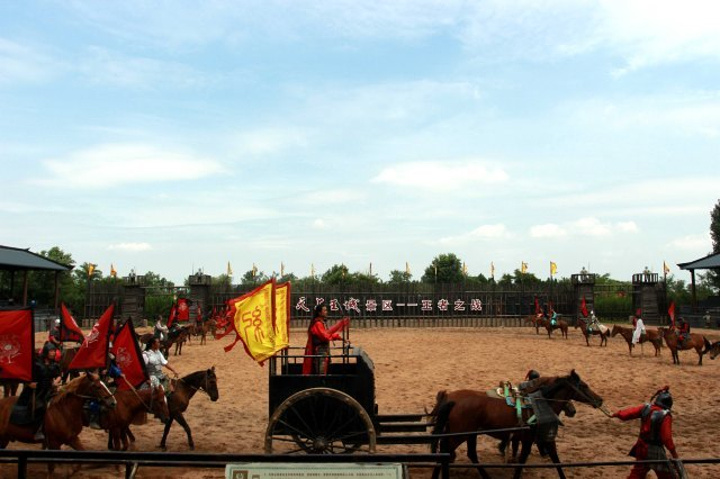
[631, 311, 645, 345]
[302, 304, 349, 375]
[612, 387, 681, 479]
[143, 337, 179, 391]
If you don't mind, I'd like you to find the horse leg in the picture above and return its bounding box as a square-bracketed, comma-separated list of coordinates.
[174, 413, 195, 450]
[159, 416, 175, 450]
[585, 333, 590, 347]
[466, 435, 491, 479]
[512, 439, 533, 479]
[545, 441, 566, 479]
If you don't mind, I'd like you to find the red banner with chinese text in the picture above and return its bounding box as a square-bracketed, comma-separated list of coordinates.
[111, 319, 149, 390]
[69, 303, 114, 371]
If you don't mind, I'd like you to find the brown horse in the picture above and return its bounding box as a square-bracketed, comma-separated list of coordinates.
[709, 341, 720, 360]
[164, 326, 191, 356]
[0, 379, 20, 398]
[59, 346, 80, 383]
[657, 327, 711, 365]
[537, 317, 568, 339]
[199, 319, 216, 345]
[575, 318, 609, 347]
[0, 373, 116, 476]
[610, 324, 663, 356]
[104, 384, 170, 450]
[525, 314, 544, 335]
[430, 370, 603, 479]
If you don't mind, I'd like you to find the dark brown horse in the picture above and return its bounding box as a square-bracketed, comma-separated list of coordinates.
[430, 370, 603, 479]
[0, 373, 116, 476]
[658, 327, 711, 365]
[575, 318, 609, 347]
[199, 319, 216, 345]
[525, 314, 544, 335]
[537, 317, 568, 339]
[159, 367, 219, 450]
[104, 385, 170, 450]
[709, 341, 720, 360]
[610, 324, 663, 356]
[164, 326, 191, 356]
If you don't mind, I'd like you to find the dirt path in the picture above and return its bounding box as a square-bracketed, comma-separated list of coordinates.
[3, 324, 720, 478]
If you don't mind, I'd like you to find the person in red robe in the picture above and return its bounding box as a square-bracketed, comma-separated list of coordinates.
[302, 304, 348, 375]
[612, 387, 680, 479]
[676, 317, 690, 345]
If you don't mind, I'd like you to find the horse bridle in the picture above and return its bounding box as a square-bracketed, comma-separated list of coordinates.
[178, 371, 214, 398]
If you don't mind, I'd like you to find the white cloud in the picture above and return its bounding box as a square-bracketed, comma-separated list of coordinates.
[312, 218, 327, 229]
[35, 144, 224, 188]
[616, 221, 638, 233]
[667, 234, 710, 251]
[231, 127, 310, 156]
[530, 224, 567, 238]
[372, 161, 508, 191]
[108, 242, 152, 252]
[438, 223, 512, 245]
[0, 38, 61, 84]
[573, 217, 612, 236]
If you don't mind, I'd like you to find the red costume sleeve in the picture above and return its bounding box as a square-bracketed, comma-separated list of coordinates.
[326, 317, 349, 336]
[614, 404, 645, 421]
[660, 414, 678, 457]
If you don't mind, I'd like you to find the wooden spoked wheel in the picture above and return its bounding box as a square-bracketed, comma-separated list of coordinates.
[265, 387, 376, 454]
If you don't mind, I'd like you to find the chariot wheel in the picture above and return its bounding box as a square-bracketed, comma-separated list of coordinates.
[265, 387, 376, 454]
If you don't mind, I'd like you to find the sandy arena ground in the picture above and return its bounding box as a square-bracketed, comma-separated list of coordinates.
[3, 322, 720, 478]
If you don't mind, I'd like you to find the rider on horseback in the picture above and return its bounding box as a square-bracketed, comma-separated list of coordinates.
[588, 311, 600, 332]
[41, 318, 62, 362]
[676, 317, 690, 346]
[143, 337, 179, 392]
[154, 315, 169, 342]
[11, 348, 62, 440]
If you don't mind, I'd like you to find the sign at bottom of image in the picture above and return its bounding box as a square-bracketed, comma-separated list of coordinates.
[226, 463, 404, 479]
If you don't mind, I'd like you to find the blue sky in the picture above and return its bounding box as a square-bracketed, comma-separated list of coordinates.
[1, 1, 718, 284]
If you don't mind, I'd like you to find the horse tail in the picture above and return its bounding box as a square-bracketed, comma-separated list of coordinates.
[430, 396, 455, 453]
[703, 336, 712, 354]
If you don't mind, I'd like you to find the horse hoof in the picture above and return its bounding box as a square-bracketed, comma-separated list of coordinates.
[159, 445, 167, 451]
[189, 444, 195, 451]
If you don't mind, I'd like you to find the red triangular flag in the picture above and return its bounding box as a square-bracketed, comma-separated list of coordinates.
[69, 303, 114, 371]
[580, 297, 589, 318]
[668, 301, 676, 327]
[111, 319, 149, 390]
[60, 302, 85, 343]
[534, 297, 541, 315]
[0, 308, 35, 382]
[167, 304, 178, 328]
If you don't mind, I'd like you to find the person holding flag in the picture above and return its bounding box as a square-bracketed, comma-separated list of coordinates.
[13, 348, 62, 440]
[676, 317, 690, 346]
[302, 304, 349, 375]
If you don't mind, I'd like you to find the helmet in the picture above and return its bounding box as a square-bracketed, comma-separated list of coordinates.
[654, 391, 673, 409]
[526, 370, 540, 381]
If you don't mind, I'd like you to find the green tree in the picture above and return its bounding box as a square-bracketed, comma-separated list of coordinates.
[240, 269, 268, 287]
[708, 199, 720, 290]
[321, 264, 350, 285]
[422, 253, 463, 283]
[388, 270, 412, 284]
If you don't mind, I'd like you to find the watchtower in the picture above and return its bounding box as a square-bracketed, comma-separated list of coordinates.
[632, 269, 666, 324]
[571, 269, 595, 319]
[188, 271, 212, 318]
[121, 271, 146, 324]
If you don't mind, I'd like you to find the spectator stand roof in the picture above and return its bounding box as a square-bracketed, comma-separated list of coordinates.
[677, 251, 720, 307]
[0, 245, 72, 272]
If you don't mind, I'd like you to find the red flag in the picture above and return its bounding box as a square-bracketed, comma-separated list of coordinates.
[534, 297, 541, 315]
[176, 298, 190, 322]
[668, 301, 676, 327]
[111, 319, 149, 390]
[69, 303, 115, 371]
[0, 308, 35, 382]
[167, 304, 178, 328]
[580, 297, 589, 318]
[60, 302, 85, 343]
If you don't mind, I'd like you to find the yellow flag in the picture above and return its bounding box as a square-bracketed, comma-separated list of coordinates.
[227, 261, 233, 276]
[462, 262, 468, 276]
[280, 261, 285, 277]
[490, 261, 495, 278]
[273, 281, 291, 353]
[252, 263, 258, 278]
[521, 262, 528, 274]
[110, 264, 117, 277]
[88, 263, 95, 278]
[550, 261, 557, 276]
[310, 263, 315, 277]
[405, 261, 411, 275]
[663, 261, 670, 275]
[225, 280, 277, 363]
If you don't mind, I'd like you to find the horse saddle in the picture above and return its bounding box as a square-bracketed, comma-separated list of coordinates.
[9, 404, 35, 426]
[487, 381, 534, 423]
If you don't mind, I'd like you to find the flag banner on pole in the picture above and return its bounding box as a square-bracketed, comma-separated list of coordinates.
[69, 303, 114, 371]
[273, 281, 291, 354]
[88, 263, 95, 277]
[60, 302, 85, 343]
[534, 297, 541, 315]
[550, 261, 557, 276]
[0, 308, 35, 382]
[405, 262, 411, 275]
[176, 298, 190, 322]
[521, 262, 528, 274]
[110, 264, 117, 277]
[223, 279, 278, 364]
[227, 261, 233, 276]
[490, 262, 495, 278]
[668, 301, 676, 326]
[167, 304, 178, 328]
[580, 296, 589, 318]
[111, 319, 149, 390]
[663, 261, 671, 275]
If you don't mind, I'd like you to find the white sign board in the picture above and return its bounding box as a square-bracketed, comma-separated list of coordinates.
[226, 463, 404, 479]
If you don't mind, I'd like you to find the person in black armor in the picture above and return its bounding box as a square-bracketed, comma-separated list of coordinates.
[12, 348, 61, 440]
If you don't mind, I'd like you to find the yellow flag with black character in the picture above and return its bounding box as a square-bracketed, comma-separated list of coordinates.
[223, 279, 278, 364]
[273, 282, 291, 354]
